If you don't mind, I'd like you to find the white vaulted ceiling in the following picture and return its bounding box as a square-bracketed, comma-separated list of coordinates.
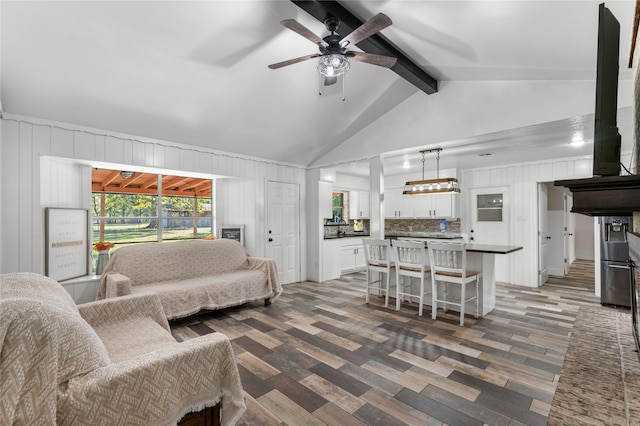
[1, 1, 636, 171]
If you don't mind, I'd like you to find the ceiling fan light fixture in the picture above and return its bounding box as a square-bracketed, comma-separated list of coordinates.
[120, 171, 135, 179]
[318, 54, 350, 77]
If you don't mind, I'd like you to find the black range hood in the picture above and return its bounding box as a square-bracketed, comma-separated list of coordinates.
[554, 175, 640, 216]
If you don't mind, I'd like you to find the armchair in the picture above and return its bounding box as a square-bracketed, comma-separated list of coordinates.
[1, 272, 245, 426]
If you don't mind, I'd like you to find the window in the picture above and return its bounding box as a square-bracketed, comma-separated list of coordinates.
[477, 193, 503, 222]
[91, 169, 213, 260]
[332, 191, 351, 223]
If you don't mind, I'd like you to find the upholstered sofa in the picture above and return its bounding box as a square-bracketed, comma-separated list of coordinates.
[98, 239, 282, 320]
[1, 272, 246, 426]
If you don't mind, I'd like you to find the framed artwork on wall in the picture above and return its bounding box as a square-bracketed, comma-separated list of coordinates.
[218, 224, 245, 245]
[45, 207, 89, 281]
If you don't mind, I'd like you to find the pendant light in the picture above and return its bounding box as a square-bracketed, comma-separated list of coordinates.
[402, 148, 460, 195]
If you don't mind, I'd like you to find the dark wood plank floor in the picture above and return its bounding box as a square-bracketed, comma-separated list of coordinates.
[171, 260, 597, 426]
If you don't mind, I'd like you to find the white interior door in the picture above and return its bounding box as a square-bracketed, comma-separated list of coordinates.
[267, 181, 300, 284]
[538, 183, 549, 286]
[470, 187, 509, 245]
[470, 187, 510, 283]
[563, 194, 571, 275]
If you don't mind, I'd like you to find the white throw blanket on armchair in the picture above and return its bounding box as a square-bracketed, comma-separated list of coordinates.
[0, 272, 246, 426]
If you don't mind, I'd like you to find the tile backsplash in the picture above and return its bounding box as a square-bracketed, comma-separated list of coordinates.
[323, 218, 460, 239]
[324, 219, 370, 238]
[385, 218, 460, 234]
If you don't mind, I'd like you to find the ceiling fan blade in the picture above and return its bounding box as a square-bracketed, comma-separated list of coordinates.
[324, 76, 337, 86]
[346, 51, 397, 68]
[281, 19, 328, 47]
[340, 13, 392, 48]
[268, 53, 320, 69]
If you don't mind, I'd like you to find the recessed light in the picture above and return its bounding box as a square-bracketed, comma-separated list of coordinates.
[570, 132, 585, 146]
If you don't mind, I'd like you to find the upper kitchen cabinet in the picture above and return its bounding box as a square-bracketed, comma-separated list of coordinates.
[413, 193, 456, 218]
[385, 187, 414, 217]
[386, 187, 458, 218]
[332, 169, 371, 220]
[349, 190, 370, 219]
[384, 167, 460, 219]
[319, 181, 333, 220]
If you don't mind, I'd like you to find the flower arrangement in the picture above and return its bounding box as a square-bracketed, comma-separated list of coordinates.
[93, 241, 115, 252]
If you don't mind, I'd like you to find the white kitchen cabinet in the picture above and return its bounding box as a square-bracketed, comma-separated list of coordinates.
[340, 242, 366, 273]
[322, 239, 342, 281]
[413, 194, 455, 218]
[385, 179, 459, 218]
[349, 190, 370, 219]
[357, 191, 370, 218]
[319, 181, 333, 219]
[341, 245, 356, 271]
[385, 187, 414, 218]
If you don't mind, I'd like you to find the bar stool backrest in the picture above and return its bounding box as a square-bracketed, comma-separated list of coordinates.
[394, 240, 428, 273]
[363, 239, 392, 267]
[428, 241, 467, 278]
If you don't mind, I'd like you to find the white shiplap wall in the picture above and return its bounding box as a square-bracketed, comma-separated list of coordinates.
[40, 157, 93, 276]
[461, 156, 593, 287]
[0, 116, 306, 276]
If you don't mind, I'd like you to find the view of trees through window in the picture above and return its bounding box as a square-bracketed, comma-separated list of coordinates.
[91, 170, 214, 260]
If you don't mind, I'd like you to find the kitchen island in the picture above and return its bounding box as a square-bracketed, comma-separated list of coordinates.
[465, 244, 523, 316]
[393, 238, 522, 317]
[323, 234, 522, 318]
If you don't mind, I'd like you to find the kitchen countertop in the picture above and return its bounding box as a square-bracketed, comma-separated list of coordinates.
[324, 234, 369, 240]
[389, 239, 522, 254]
[465, 244, 522, 254]
[387, 232, 463, 239]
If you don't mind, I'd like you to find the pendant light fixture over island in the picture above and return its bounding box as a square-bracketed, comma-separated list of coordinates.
[403, 148, 461, 195]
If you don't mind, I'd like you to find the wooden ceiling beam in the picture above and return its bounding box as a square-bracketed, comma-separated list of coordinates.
[162, 176, 188, 188]
[92, 169, 212, 197]
[142, 177, 159, 189]
[121, 173, 145, 188]
[102, 170, 121, 189]
[92, 185, 211, 197]
[178, 180, 211, 192]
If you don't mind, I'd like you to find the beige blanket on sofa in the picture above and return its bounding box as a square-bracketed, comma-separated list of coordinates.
[98, 239, 282, 319]
[1, 272, 246, 426]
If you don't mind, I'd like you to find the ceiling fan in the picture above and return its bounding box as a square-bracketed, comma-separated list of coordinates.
[268, 13, 397, 86]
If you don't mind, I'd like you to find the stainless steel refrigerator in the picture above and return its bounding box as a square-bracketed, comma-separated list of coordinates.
[600, 216, 633, 307]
